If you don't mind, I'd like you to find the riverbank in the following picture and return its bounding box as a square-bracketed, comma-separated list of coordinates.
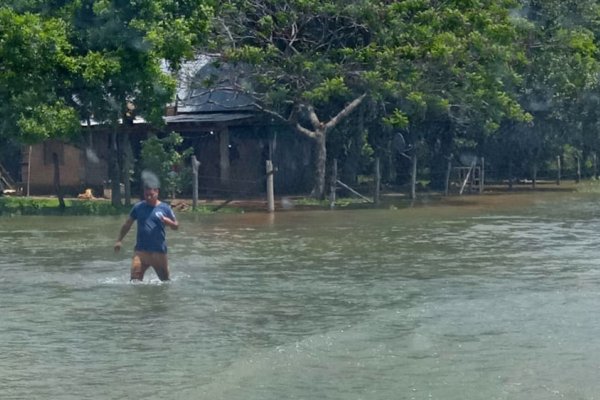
[1, 179, 597, 216]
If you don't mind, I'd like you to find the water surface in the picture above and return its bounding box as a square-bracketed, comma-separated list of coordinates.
[2, 192, 600, 399]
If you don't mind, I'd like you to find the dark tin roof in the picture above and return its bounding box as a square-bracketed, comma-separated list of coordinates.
[176, 57, 257, 114]
[165, 113, 253, 124]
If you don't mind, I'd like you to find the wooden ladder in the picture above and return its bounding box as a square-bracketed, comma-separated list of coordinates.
[0, 163, 16, 190]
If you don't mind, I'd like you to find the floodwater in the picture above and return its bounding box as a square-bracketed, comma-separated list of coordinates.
[2, 192, 600, 399]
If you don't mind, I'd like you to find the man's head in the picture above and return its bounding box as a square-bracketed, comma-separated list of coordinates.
[143, 185, 159, 203]
[141, 170, 161, 204]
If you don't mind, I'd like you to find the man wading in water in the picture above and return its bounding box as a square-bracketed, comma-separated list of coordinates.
[114, 179, 178, 281]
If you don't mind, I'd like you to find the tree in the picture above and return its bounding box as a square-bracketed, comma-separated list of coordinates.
[2, 1, 214, 205]
[211, 0, 380, 198]
[508, 0, 600, 184]
[370, 0, 533, 190]
[0, 7, 81, 143]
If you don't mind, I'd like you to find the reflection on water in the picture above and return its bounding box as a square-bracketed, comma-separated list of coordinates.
[2, 192, 600, 399]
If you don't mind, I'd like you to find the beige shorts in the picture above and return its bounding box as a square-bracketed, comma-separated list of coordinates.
[131, 251, 170, 281]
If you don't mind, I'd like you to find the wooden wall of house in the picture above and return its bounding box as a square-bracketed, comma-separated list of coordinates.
[21, 140, 82, 195]
[21, 138, 109, 196]
[19, 125, 313, 198]
[191, 128, 265, 197]
[183, 125, 313, 197]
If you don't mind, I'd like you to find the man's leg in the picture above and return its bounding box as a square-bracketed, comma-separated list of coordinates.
[150, 252, 170, 281]
[131, 252, 150, 281]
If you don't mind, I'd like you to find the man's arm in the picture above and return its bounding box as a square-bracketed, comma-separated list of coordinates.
[114, 217, 134, 252]
[161, 215, 179, 230]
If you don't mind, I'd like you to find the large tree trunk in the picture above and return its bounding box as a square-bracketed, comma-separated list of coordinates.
[52, 153, 65, 210]
[311, 131, 327, 199]
[295, 94, 367, 200]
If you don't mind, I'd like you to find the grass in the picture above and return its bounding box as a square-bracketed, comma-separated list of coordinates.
[0, 196, 244, 216]
[574, 179, 600, 193]
[0, 197, 130, 216]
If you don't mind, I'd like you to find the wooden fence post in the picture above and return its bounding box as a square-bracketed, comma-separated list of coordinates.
[27, 146, 32, 197]
[444, 156, 452, 196]
[410, 153, 417, 200]
[192, 155, 200, 210]
[556, 155, 561, 186]
[479, 157, 485, 194]
[374, 157, 381, 205]
[266, 160, 275, 212]
[330, 159, 337, 209]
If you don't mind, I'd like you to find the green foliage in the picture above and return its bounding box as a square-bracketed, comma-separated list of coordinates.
[304, 77, 350, 103]
[0, 7, 80, 142]
[0, 197, 130, 216]
[213, 0, 374, 114]
[1, 0, 214, 143]
[140, 132, 193, 198]
[383, 109, 410, 129]
[17, 101, 81, 142]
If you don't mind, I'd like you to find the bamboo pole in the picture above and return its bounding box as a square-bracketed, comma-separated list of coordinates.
[336, 180, 373, 203]
[460, 159, 476, 195]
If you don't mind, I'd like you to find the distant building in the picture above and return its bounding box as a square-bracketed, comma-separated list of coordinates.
[21, 56, 313, 197]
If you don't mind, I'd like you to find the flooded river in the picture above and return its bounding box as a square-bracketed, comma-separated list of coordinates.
[2, 192, 600, 399]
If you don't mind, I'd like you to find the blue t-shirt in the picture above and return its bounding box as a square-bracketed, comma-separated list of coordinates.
[129, 201, 176, 253]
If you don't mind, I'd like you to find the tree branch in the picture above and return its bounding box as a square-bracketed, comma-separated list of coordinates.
[324, 93, 367, 131]
[296, 122, 317, 139]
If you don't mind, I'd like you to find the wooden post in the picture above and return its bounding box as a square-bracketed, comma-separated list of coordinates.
[594, 153, 598, 180]
[444, 157, 452, 196]
[122, 132, 132, 206]
[191, 155, 200, 210]
[508, 161, 513, 190]
[410, 153, 417, 200]
[479, 157, 485, 194]
[266, 160, 275, 213]
[374, 157, 381, 205]
[576, 156, 581, 183]
[219, 128, 230, 185]
[109, 130, 121, 206]
[27, 145, 32, 197]
[556, 155, 561, 186]
[532, 163, 537, 190]
[330, 158, 337, 209]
